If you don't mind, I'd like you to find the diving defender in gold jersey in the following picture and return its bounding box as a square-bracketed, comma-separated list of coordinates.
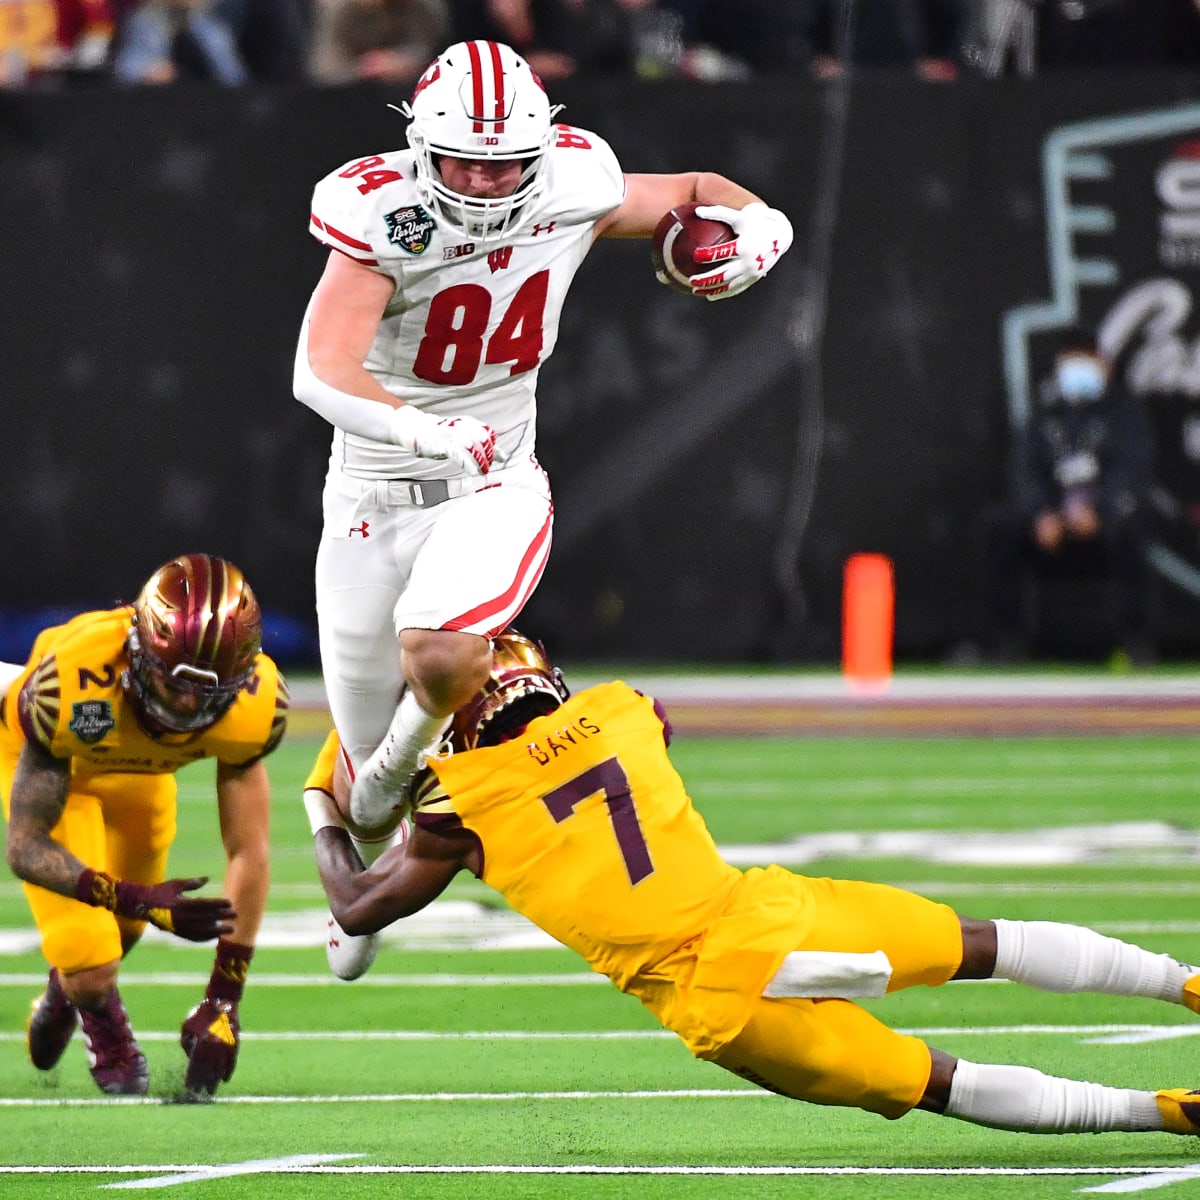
[1, 553, 288, 1097]
[305, 630, 1200, 1140]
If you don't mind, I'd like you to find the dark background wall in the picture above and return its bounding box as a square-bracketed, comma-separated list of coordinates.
[3, 74, 1200, 666]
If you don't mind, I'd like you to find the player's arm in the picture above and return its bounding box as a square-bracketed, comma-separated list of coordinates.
[214, 759, 272, 947]
[314, 822, 469, 936]
[5, 739, 234, 939]
[294, 250, 496, 473]
[601, 171, 794, 301]
[5, 739, 82, 895]
[303, 251, 399, 411]
[178, 757, 273, 1097]
[596, 172, 765, 239]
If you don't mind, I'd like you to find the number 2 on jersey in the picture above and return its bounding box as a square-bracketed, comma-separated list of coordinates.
[413, 271, 549, 385]
[541, 757, 655, 885]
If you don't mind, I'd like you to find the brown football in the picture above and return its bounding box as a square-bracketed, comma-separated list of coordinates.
[651, 202, 737, 295]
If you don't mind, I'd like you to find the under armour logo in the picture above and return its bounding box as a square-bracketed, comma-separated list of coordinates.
[488, 247, 513, 272]
[348, 521, 370, 538]
[531, 221, 556, 237]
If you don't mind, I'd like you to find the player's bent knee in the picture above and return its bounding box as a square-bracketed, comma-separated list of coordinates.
[401, 629, 491, 710]
[42, 910, 123, 977]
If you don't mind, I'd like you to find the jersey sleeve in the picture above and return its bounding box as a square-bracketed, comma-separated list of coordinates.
[16, 653, 63, 754]
[542, 125, 627, 226]
[309, 152, 422, 270]
[217, 659, 290, 768]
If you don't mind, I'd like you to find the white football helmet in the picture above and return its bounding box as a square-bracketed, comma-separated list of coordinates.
[398, 41, 561, 242]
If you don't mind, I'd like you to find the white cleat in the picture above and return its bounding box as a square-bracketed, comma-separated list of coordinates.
[325, 818, 409, 981]
[326, 914, 380, 981]
[348, 767, 407, 831]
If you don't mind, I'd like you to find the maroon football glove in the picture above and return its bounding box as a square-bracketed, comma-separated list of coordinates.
[181, 939, 253, 1096]
[75, 870, 236, 942]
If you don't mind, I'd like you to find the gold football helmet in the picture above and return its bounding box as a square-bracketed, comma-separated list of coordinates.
[451, 629, 568, 750]
[124, 553, 262, 734]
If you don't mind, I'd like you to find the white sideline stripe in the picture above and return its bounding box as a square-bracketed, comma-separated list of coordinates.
[1, 1022, 1196, 1045]
[0, 1164, 1191, 1178]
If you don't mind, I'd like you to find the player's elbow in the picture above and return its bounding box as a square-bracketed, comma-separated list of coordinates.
[333, 902, 384, 938]
[5, 828, 34, 882]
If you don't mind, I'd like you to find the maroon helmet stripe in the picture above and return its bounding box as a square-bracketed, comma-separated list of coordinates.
[467, 41, 485, 133]
[196, 555, 222, 667]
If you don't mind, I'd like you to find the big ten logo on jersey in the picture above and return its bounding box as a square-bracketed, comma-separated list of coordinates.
[1002, 105, 1200, 589]
[443, 242, 476, 261]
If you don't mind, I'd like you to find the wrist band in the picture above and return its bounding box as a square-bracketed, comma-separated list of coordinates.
[208, 938, 253, 1003]
[303, 788, 346, 836]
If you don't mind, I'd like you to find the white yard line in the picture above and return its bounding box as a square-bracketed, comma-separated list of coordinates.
[1, 1162, 1196, 1182]
[101, 1155, 363, 1190]
[0, 1022, 1195, 1044]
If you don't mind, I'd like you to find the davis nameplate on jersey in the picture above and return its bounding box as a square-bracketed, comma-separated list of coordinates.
[68, 700, 115, 745]
[385, 205, 436, 255]
[1002, 105, 1200, 596]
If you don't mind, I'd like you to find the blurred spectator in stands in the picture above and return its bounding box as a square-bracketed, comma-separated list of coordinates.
[980, 326, 1155, 664]
[805, 0, 967, 81]
[310, 0, 447, 83]
[112, 0, 249, 82]
[1, 0, 113, 88]
[451, 0, 692, 81]
[1036, 0, 1182, 69]
[238, 0, 310, 81]
[674, 0, 811, 77]
[963, 0, 1200, 76]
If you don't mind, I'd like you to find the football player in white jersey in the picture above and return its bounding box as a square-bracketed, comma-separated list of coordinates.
[293, 38, 794, 979]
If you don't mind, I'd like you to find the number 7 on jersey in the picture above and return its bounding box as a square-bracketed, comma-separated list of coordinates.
[541, 757, 655, 885]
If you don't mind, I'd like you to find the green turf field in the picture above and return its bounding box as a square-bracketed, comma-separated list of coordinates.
[5, 716, 1200, 1197]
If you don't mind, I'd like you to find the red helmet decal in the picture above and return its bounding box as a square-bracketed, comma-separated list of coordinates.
[411, 60, 440, 102]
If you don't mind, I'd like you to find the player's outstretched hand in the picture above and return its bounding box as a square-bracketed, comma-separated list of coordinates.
[689, 203, 794, 300]
[180, 998, 241, 1096]
[76, 870, 237, 942]
[389, 405, 496, 474]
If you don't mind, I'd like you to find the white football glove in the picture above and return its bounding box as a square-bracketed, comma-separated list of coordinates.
[388, 405, 496, 475]
[689, 203, 794, 301]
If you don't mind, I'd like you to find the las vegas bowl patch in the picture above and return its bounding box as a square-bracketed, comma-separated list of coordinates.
[385, 205, 436, 254]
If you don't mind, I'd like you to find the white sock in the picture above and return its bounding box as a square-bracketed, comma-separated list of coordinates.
[993, 919, 1196, 1004]
[348, 691, 449, 829]
[946, 1059, 1164, 1133]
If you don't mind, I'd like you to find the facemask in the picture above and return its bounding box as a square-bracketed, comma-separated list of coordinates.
[1055, 355, 1107, 403]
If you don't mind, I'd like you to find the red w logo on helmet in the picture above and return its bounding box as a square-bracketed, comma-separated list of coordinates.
[411, 62, 440, 101]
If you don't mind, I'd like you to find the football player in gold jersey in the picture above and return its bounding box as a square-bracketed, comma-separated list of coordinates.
[1, 553, 288, 1097]
[303, 629, 1200, 1139]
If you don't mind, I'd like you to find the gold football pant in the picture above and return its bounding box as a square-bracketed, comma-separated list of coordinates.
[707, 876, 964, 1119]
[1, 756, 176, 973]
